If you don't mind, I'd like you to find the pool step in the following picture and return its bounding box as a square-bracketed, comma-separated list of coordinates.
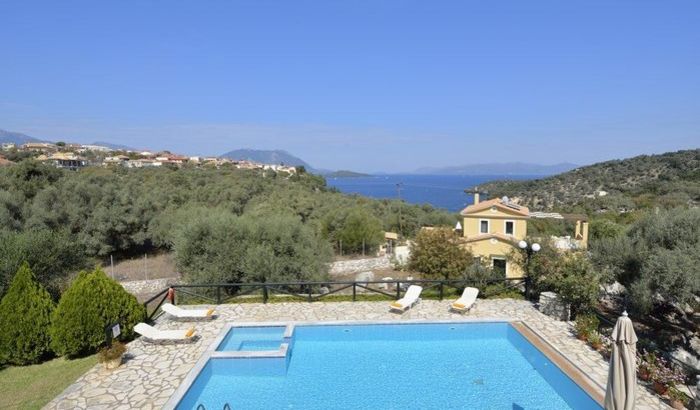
[209, 324, 295, 374]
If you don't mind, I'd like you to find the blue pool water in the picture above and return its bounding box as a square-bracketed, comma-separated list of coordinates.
[216, 326, 286, 351]
[178, 322, 601, 410]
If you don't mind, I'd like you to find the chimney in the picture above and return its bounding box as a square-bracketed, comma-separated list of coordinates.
[473, 187, 480, 205]
[575, 220, 582, 239]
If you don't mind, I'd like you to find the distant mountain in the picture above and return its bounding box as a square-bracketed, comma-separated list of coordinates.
[90, 141, 137, 151]
[479, 149, 700, 211]
[0, 129, 42, 145]
[220, 149, 312, 169]
[414, 162, 579, 176]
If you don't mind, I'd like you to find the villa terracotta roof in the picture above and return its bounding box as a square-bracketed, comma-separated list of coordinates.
[459, 198, 529, 217]
[47, 152, 85, 161]
[461, 232, 519, 244]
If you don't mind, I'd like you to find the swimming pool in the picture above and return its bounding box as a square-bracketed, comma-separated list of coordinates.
[171, 321, 602, 409]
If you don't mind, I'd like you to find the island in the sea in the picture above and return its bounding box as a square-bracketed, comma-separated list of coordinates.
[326, 170, 372, 178]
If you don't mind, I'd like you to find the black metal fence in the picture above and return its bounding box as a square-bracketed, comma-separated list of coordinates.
[144, 277, 530, 321]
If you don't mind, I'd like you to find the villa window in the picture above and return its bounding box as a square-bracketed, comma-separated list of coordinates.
[505, 221, 514, 235]
[492, 258, 507, 276]
[479, 220, 489, 234]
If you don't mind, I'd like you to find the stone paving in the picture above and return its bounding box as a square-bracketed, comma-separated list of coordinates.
[45, 299, 671, 409]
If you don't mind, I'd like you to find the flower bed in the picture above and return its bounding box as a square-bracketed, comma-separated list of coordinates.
[573, 316, 692, 408]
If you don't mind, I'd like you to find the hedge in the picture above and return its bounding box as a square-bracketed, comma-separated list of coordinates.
[0, 262, 55, 365]
[50, 267, 145, 357]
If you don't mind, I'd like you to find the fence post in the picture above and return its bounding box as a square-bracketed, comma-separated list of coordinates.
[307, 285, 312, 302]
[263, 285, 268, 304]
[524, 277, 531, 300]
[396, 281, 401, 299]
[216, 286, 221, 305]
[439, 282, 444, 300]
[352, 283, 356, 302]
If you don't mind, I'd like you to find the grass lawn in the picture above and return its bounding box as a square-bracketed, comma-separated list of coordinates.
[0, 355, 96, 410]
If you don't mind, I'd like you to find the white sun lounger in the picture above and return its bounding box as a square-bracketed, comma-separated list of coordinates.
[450, 287, 479, 313]
[134, 323, 197, 344]
[390, 285, 423, 313]
[161, 303, 216, 321]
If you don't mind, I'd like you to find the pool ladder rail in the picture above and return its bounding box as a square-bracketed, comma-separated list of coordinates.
[196, 404, 231, 410]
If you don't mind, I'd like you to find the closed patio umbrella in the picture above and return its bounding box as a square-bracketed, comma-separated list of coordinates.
[604, 311, 638, 410]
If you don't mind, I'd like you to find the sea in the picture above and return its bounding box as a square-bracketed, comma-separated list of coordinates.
[325, 174, 537, 212]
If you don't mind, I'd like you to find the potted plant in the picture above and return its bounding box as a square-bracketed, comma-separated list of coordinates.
[667, 386, 689, 409]
[574, 313, 599, 341]
[97, 341, 127, 370]
[588, 331, 603, 350]
[637, 350, 657, 382]
[649, 356, 685, 396]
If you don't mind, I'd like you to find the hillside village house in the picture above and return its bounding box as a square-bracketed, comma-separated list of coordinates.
[37, 152, 87, 170]
[103, 155, 130, 166]
[22, 142, 58, 152]
[459, 192, 589, 278]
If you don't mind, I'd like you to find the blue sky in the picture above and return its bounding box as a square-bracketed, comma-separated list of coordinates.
[1, 0, 698, 172]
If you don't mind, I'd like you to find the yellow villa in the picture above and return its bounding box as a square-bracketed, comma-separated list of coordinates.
[459, 193, 529, 278]
[458, 191, 590, 278]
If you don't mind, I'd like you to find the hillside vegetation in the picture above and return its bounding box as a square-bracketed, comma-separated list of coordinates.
[0, 162, 454, 296]
[479, 149, 700, 212]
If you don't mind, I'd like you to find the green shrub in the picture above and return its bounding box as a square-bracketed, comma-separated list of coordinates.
[483, 284, 525, 300]
[0, 263, 55, 365]
[516, 245, 600, 316]
[50, 267, 145, 357]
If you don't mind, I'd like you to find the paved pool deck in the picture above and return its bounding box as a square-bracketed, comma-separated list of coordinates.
[45, 299, 671, 409]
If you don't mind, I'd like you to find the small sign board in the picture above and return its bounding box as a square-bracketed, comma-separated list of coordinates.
[105, 323, 121, 346]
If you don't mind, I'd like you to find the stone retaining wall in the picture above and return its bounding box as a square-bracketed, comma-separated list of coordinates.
[120, 277, 179, 295]
[539, 291, 571, 321]
[329, 256, 392, 275]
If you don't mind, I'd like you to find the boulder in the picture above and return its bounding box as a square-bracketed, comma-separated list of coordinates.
[354, 271, 375, 284]
[671, 347, 700, 372]
[603, 281, 626, 295]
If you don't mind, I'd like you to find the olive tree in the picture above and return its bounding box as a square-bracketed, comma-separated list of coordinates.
[408, 227, 473, 280]
[173, 211, 333, 284]
[591, 208, 700, 316]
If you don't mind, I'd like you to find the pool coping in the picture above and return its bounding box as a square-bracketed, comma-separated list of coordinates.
[163, 318, 605, 409]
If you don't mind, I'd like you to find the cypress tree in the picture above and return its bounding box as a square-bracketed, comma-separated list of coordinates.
[50, 267, 145, 357]
[0, 262, 55, 365]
